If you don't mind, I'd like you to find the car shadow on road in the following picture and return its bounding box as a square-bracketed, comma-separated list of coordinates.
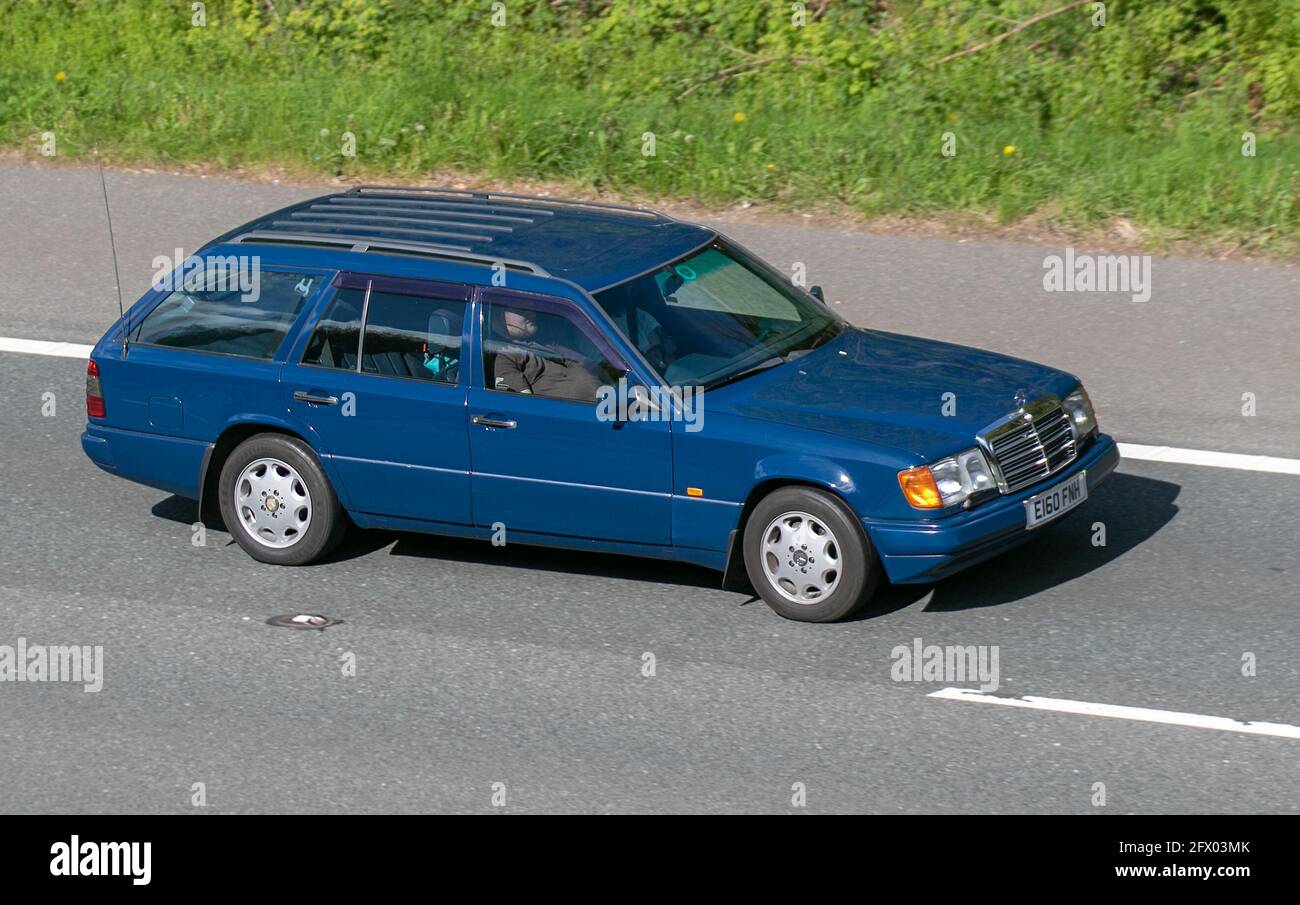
[383, 532, 731, 590]
[150, 495, 228, 533]
[147, 495, 723, 587]
[915, 471, 1180, 613]
[382, 530, 728, 591]
[149, 471, 1178, 613]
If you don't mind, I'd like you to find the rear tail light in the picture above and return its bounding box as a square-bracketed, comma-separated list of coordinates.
[86, 359, 106, 418]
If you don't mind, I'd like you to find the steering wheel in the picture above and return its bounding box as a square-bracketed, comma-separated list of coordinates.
[640, 341, 669, 371]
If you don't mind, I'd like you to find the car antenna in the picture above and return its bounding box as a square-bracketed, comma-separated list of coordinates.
[95, 147, 128, 359]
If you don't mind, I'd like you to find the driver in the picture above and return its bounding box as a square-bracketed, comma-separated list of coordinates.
[491, 306, 600, 402]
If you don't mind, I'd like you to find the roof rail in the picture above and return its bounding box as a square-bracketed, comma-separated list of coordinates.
[284, 210, 518, 234]
[267, 217, 500, 244]
[231, 230, 551, 276]
[348, 185, 669, 221]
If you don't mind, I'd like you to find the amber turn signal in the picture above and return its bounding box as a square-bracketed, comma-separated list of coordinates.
[898, 465, 943, 509]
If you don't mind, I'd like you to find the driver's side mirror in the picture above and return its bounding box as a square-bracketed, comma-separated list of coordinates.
[810, 285, 826, 304]
[603, 376, 663, 429]
[626, 382, 662, 416]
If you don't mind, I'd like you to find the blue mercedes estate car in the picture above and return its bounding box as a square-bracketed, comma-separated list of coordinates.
[82, 186, 1119, 621]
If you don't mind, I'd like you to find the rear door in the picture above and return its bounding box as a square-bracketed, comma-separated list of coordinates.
[281, 272, 474, 525]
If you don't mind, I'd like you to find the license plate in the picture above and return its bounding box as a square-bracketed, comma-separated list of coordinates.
[1023, 470, 1087, 529]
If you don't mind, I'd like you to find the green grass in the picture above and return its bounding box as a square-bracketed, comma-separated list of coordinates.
[2, 0, 1298, 256]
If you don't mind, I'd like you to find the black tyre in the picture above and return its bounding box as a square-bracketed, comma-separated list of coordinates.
[742, 486, 880, 622]
[217, 433, 347, 566]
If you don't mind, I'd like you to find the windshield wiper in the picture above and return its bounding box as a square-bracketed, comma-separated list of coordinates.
[703, 355, 788, 392]
[779, 320, 843, 358]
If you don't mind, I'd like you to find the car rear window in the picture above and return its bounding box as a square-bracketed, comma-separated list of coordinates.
[132, 270, 319, 359]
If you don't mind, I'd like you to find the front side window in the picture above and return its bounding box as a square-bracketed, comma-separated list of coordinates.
[133, 270, 319, 359]
[592, 242, 843, 388]
[482, 298, 623, 404]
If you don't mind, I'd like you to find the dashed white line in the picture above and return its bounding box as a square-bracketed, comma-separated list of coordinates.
[1118, 442, 1300, 475]
[1, 335, 1298, 478]
[0, 337, 95, 358]
[930, 687, 1300, 740]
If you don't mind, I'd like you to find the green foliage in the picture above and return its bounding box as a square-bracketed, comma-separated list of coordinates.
[228, 0, 394, 60]
[1, 0, 1297, 252]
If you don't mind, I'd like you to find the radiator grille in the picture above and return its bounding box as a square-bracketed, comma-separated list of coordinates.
[986, 405, 1077, 492]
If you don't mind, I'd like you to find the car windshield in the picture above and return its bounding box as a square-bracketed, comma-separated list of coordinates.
[592, 241, 845, 389]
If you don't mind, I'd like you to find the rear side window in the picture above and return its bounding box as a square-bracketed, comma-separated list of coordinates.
[303, 283, 466, 384]
[302, 288, 364, 369]
[133, 270, 319, 359]
[361, 291, 465, 383]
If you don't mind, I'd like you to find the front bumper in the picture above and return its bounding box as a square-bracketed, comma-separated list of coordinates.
[865, 433, 1120, 584]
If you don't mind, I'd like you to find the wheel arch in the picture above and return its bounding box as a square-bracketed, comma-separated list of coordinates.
[721, 476, 861, 592]
[198, 421, 322, 525]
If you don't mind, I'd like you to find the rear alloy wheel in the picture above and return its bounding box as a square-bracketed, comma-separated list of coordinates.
[743, 486, 879, 622]
[218, 434, 346, 565]
[234, 457, 313, 549]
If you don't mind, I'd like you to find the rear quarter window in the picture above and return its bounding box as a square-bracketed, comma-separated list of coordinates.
[132, 270, 320, 359]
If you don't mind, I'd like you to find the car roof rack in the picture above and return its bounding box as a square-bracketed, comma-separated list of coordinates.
[226, 186, 679, 279]
[230, 230, 551, 276]
[346, 185, 670, 221]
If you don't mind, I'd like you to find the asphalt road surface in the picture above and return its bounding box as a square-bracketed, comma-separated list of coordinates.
[0, 163, 1296, 813]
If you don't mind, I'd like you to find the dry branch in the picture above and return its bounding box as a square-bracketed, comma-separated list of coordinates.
[934, 0, 1089, 65]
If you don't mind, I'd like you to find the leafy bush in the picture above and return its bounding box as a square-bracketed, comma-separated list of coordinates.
[1, 0, 1296, 252]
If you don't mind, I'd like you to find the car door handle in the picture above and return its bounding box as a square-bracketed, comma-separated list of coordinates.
[471, 415, 517, 429]
[293, 390, 339, 406]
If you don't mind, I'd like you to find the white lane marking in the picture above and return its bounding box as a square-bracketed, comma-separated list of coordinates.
[930, 687, 1300, 740]
[0, 335, 1298, 478]
[0, 337, 95, 358]
[1119, 442, 1300, 476]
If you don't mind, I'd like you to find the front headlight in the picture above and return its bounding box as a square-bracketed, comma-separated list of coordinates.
[1062, 386, 1097, 440]
[898, 447, 998, 509]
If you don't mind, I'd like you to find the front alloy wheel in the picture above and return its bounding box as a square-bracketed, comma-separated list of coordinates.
[760, 511, 843, 604]
[743, 486, 879, 622]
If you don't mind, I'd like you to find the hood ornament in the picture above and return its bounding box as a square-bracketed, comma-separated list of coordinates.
[1012, 388, 1027, 408]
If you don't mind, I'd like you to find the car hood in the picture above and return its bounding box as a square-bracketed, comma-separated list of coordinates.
[716, 327, 1079, 461]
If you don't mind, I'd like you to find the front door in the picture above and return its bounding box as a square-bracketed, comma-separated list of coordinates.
[467, 289, 673, 545]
